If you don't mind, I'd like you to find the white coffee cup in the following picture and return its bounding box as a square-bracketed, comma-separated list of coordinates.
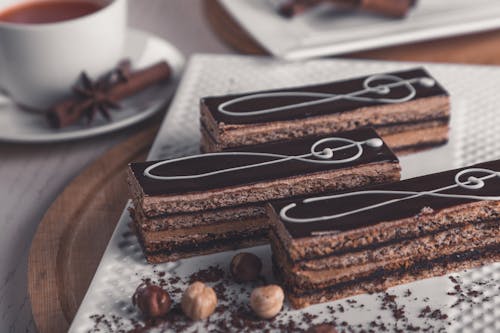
[0, 0, 127, 110]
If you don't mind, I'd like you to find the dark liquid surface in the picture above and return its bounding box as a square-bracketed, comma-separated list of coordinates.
[0, 1, 103, 24]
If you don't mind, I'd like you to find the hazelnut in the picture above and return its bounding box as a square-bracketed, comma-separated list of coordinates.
[249, 285, 284, 319]
[306, 324, 338, 333]
[132, 283, 171, 319]
[181, 281, 217, 320]
[230, 252, 263, 282]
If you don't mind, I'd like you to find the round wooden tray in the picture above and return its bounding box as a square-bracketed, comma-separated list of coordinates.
[28, 123, 158, 333]
[204, 0, 500, 65]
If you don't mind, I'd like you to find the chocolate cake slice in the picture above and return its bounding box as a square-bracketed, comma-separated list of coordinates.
[278, 0, 417, 18]
[200, 68, 450, 154]
[131, 204, 269, 263]
[127, 128, 401, 263]
[268, 160, 500, 308]
[134, 214, 269, 264]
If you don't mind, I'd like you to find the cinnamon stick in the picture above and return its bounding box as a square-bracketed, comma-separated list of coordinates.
[359, 0, 416, 18]
[47, 60, 171, 128]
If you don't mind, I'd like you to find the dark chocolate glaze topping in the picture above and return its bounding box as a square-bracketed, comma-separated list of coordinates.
[201, 68, 449, 124]
[272, 160, 500, 238]
[129, 128, 398, 196]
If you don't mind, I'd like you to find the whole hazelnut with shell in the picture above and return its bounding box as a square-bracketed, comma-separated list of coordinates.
[132, 283, 172, 319]
[181, 281, 218, 320]
[230, 252, 263, 282]
[250, 284, 284, 319]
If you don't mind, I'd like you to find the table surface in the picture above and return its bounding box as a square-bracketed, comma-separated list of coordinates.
[0, 1, 230, 332]
[4, 1, 500, 332]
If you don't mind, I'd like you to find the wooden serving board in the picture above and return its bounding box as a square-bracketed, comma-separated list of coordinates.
[28, 123, 158, 333]
[204, 0, 500, 65]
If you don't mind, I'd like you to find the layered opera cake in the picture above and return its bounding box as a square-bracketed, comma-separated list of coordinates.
[200, 68, 450, 154]
[127, 128, 401, 263]
[268, 160, 500, 308]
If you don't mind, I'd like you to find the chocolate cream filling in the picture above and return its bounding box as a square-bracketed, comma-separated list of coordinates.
[132, 204, 267, 232]
[139, 228, 269, 256]
[137, 218, 269, 245]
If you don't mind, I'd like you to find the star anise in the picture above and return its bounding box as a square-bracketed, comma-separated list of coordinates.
[73, 71, 121, 124]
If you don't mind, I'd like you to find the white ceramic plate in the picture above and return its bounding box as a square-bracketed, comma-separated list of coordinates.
[0, 28, 184, 143]
[70, 55, 500, 333]
[219, 0, 500, 60]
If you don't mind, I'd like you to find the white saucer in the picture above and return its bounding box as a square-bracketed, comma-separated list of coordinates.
[0, 28, 185, 143]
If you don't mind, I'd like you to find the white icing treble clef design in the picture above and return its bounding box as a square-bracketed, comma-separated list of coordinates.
[218, 74, 436, 117]
[143, 137, 384, 180]
[280, 168, 500, 224]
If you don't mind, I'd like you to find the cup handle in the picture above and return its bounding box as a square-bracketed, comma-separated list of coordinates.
[0, 56, 12, 103]
[0, 64, 9, 102]
[0, 86, 10, 104]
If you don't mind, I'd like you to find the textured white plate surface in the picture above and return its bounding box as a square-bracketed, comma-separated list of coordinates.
[70, 55, 500, 332]
[220, 0, 500, 60]
[0, 28, 184, 143]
